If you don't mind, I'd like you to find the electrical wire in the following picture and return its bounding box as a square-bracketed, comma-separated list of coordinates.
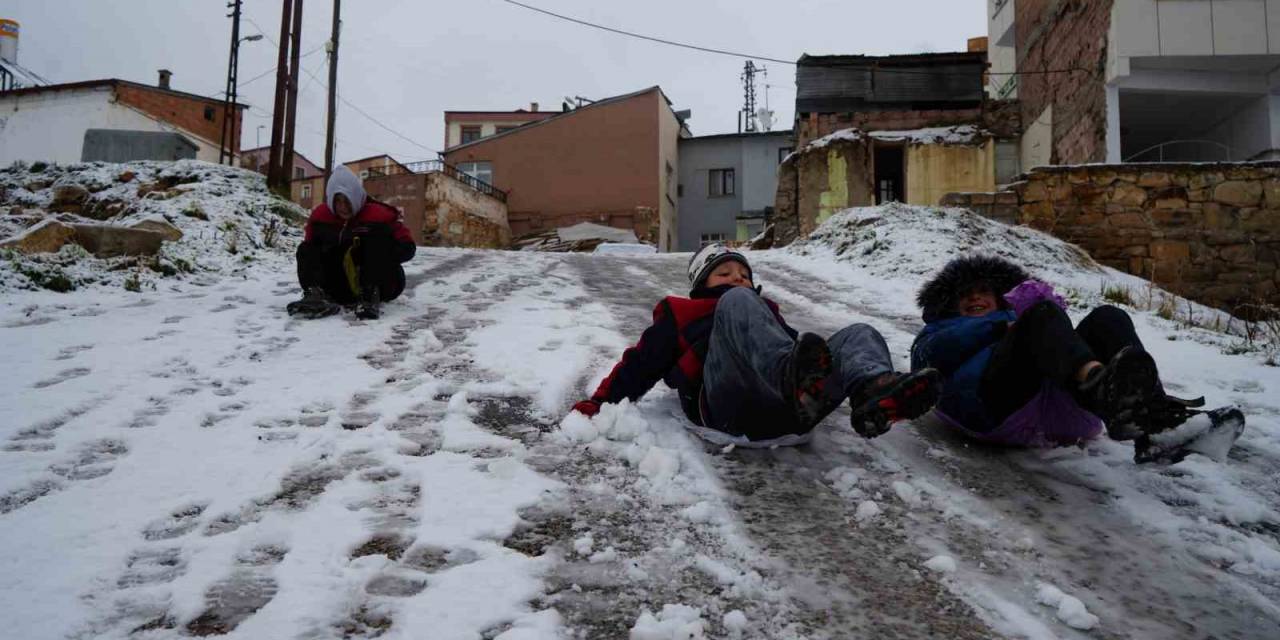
[296, 65, 441, 156]
[497, 0, 1090, 77]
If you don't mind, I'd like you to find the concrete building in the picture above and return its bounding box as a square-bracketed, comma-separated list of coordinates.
[442, 86, 690, 251]
[677, 130, 793, 251]
[0, 74, 245, 165]
[994, 0, 1280, 167]
[443, 103, 557, 149]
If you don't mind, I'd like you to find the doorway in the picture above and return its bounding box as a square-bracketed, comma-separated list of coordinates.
[874, 144, 905, 204]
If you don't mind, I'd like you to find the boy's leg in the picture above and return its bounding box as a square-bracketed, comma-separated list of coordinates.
[979, 301, 1095, 422]
[351, 230, 408, 303]
[825, 324, 894, 397]
[702, 287, 808, 439]
[296, 242, 326, 291]
[832, 324, 940, 437]
[1075, 305, 1145, 360]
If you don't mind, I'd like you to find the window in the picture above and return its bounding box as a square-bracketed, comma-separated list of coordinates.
[665, 162, 675, 204]
[300, 183, 312, 198]
[677, 184, 684, 198]
[778, 147, 793, 164]
[204, 106, 215, 121]
[709, 168, 735, 197]
[700, 233, 727, 247]
[294, 167, 305, 179]
[457, 161, 493, 186]
[460, 125, 483, 144]
[359, 169, 369, 179]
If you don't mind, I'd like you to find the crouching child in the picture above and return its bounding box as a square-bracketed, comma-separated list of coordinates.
[571, 244, 941, 446]
[286, 166, 416, 320]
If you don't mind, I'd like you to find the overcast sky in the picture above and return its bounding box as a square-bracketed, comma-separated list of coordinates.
[5, 0, 987, 165]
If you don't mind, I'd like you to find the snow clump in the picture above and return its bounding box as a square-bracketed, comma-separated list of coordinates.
[1036, 583, 1100, 630]
[924, 555, 957, 573]
[630, 603, 707, 639]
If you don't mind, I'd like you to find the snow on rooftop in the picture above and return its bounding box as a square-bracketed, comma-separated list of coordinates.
[798, 125, 989, 158]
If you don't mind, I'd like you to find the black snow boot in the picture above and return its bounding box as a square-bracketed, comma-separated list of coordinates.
[286, 286, 341, 319]
[1078, 346, 1162, 441]
[848, 368, 942, 438]
[782, 333, 833, 428]
[355, 285, 381, 320]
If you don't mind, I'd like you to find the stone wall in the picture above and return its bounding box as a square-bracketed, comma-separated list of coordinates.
[942, 162, 1280, 311]
[364, 172, 510, 249]
[1014, 0, 1113, 165]
[794, 100, 1021, 149]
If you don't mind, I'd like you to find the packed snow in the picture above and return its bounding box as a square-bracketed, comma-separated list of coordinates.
[2, 169, 1279, 639]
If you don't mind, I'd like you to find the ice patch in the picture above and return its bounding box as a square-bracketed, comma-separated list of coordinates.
[893, 481, 922, 508]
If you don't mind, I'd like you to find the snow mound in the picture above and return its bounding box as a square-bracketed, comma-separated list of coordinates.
[1036, 583, 1100, 630]
[791, 203, 1099, 286]
[630, 603, 707, 639]
[0, 159, 306, 294]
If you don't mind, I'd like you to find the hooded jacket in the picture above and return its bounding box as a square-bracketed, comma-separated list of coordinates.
[588, 284, 796, 425]
[910, 255, 1102, 446]
[303, 166, 415, 262]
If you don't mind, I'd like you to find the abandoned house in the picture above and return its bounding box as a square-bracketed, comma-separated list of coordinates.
[990, 0, 1280, 167]
[441, 86, 690, 252]
[774, 50, 1023, 240]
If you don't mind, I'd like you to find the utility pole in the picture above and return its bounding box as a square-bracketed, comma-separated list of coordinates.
[740, 61, 759, 133]
[218, 0, 242, 165]
[281, 0, 304, 188]
[266, 0, 293, 193]
[324, 0, 341, 179]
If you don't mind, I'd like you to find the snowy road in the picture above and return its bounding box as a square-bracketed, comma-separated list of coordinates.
[3, 244, 1280, 639]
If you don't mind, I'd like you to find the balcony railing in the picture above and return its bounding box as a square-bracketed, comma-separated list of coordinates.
[367, 159, 507, 204]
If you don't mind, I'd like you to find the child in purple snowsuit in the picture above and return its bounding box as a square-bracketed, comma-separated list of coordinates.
[910, 255, 1193, 456]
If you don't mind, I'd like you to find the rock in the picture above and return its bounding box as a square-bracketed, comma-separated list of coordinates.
[1110, 183, 1147, 207]
[83, 199, 130, 221]
[130, 218, 183, 242]
[0, 219, 77, 253]
[50, 183, 90, 213]
[8, 206, 22, 216]
[1150, 240, 1191, 261]
[1020, 181, 1048, 203]
[1214, 181, 1262, 207]
[70, 224, 168, 258]
[1137, 172, 1172, 189]
[117, 171, 136, 184]
[23, 179, 51, 192]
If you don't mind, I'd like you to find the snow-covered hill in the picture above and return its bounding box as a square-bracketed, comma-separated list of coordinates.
[2, 196, 1277, 639]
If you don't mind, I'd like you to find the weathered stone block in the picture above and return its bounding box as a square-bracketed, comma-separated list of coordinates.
[1107, 212, 1147, 228]
[1219, 243, 1256, 263]
[0, 219, 77, 253]
[1091, 169, 1118, 186]
[1137, 172, 1172, 189]
[1150, 240, 1191, 261]
[1151, 209, 1195, 227]
[1111, 183, 1147, 206]
[1214, 181, 1262, 207]
[130, 218, 184, 242]
[995, 191, 1020, 205]
[70, 224, 167, 258]
[1188, 171, 1224, 191]
[1188, 188, 1211, 203]
[1021, 181, 1048, 203]
[970, 192, 996, 205]
[1121, 245, 1149, 257]
[49, 184, 90, 213]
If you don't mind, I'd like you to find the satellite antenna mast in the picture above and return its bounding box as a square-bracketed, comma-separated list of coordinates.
[740, 61, 760, 133]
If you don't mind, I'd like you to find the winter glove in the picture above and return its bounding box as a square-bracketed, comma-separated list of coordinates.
[1002, 279, 1065, 317]
[572, 399, 602, 417]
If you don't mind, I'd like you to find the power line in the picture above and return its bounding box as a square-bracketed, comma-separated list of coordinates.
[296, 65, 440, 156]
[496, 0, 1089, 77]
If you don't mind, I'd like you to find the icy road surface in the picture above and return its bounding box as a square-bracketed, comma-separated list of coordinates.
[2, 247, 1279, 640]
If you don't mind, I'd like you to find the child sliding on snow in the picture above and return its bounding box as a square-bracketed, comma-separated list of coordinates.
[910, 255, 1236, 463]
[571, 244, 941, 446]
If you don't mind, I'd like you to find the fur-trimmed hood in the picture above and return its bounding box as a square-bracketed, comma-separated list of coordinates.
[917, 255, 1030, 323]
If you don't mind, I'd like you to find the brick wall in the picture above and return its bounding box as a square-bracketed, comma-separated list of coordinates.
[943, 162, 1280, 312]
[114, 84, 240, 152]
[1015, 0, 1113, 164]
[364, 172, 510, 248]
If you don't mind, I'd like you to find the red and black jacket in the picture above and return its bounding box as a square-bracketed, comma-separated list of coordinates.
[303, 199, 416, 262]
[588, 285, 797, 424]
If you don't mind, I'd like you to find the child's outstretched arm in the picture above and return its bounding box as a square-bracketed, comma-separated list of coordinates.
[573, 301, 681, 416]
[910, 313, 1012, 376]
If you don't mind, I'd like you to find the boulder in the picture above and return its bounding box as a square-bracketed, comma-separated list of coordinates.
[130, 218, 183, 242]
[117, 170, 136, 184]
[0, 219, 77, 254]
[50, 183, 91, 213]
[1214, 181, 1263, 207]
[70, 224, 168, 258]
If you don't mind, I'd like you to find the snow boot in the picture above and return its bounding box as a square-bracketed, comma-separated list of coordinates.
[355, 286, 381, 320]
[1078, 346, 1162, 441]
[782, 333, 832, 428]
[286, 286, 341, 319]
[1133, 406, 1244, 464]
[848, 368, 942, 438]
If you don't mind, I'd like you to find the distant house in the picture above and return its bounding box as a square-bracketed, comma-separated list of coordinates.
[677, 130, 793, 251]
[0, 72, 246, 165]
[774, 51, 1023, 240]
[286, 154, 410, 211]
[989, 0, 1280, 166]
[239, 146, 323, 181]
[443, 103, 557, 149]
[442, 86, 690, 251]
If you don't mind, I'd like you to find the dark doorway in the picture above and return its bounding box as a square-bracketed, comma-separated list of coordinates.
[874, 144, 905, 204]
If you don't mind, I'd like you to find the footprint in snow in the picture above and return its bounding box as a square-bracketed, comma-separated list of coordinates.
[117, 547, 188, 588]
[142, 502, 209, 541]
[32, 367, 92, 389]
[161, 315, 186, 325]
[184, 544, 288, 636]
[49, 438, 128, 481]
[125, 396, 171, 429]
[210, 303, 238, 313]
[54, 344, 95, 360]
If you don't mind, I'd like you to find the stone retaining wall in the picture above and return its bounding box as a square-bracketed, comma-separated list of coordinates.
[942, 162, 1280, 311]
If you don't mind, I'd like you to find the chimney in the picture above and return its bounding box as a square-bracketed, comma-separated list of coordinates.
[157, 69, 172, 90]
[530, 101, 539, 112]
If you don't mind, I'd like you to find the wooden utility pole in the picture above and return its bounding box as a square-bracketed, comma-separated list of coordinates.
[324, 0, 341, 180]
[281, 0, 304, 187]
[218, 0, 242, 165]
[266, 0, 293, 193]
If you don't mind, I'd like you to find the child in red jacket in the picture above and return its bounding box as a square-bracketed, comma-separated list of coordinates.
[572, 244, 940, 446]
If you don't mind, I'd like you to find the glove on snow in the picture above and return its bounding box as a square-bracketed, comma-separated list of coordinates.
[572, 399, 602, 417]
